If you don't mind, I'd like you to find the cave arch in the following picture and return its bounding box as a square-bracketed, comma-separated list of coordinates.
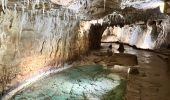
[88, 24, 107, 49]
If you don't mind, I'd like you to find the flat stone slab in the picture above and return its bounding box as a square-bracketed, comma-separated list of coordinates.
[92, 51, 138, 66]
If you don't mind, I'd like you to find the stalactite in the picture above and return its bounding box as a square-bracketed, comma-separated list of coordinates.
[1, 0, 8, 13]
[104, 0, 106, 11]
[42, 2, 45, 14]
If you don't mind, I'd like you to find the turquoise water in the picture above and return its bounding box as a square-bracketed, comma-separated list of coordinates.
[12, 65, 125, 100]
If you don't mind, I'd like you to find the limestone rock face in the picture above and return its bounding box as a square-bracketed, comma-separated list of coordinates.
[102, 19, 170, 49]
[51, 0, 74, 6]
[0, 8, 91, 92]
[50, 0, 166, 20]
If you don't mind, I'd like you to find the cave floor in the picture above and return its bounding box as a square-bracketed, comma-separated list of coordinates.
[64, 43, 170, 100]
[77, 43, 170, 100]
[101, 43, 170, 100]
[124, 47, 170, 100]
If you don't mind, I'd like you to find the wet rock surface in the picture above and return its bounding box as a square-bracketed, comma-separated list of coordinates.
[12, 65, 126, 100]
[93, 43, 170, 100]
[123, 45, 170, 100]
[77, 46, 138, 67]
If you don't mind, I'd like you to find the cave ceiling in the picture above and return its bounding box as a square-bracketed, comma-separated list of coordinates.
[1, 0, 170, 22]
[51, 0, 170, 23]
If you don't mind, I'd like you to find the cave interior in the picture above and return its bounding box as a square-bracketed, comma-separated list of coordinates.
[0, 0, 170, 100]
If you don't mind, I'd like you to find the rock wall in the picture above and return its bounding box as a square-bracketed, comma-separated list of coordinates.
[0, 9, 90, 93]
[102, 19, 170, 49]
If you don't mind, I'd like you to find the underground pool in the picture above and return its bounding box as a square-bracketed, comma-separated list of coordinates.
[11, 65, 126, 100]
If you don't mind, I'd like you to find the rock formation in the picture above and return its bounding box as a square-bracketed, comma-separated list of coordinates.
[0, 0, 170, 98]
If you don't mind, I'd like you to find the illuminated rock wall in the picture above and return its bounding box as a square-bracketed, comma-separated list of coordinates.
[102, 19, 170, 49]
[0, 9, 90, 92]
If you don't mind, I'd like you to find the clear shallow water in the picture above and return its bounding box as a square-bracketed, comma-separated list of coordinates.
[12, 65, 125, 100]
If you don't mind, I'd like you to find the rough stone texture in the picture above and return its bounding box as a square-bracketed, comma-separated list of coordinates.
[74, 43, 170, 100]
[0, 9, 90, 93]
[102, 19, 170, 49]
[76, 43, 138, 67]
[165, 1, 170, 14]
[124, 45, 170, 100]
